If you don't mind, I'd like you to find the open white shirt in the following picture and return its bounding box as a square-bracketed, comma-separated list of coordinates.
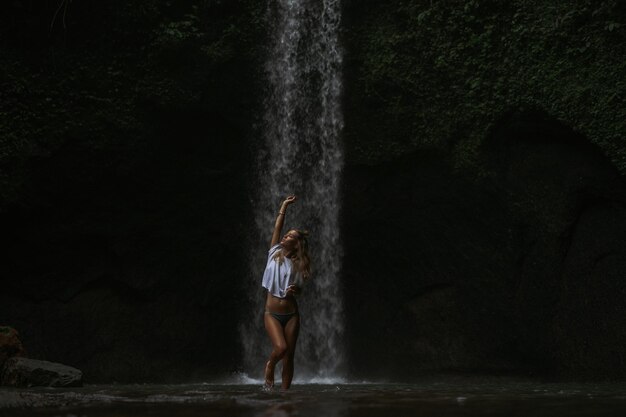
[261, 244, 303, 298]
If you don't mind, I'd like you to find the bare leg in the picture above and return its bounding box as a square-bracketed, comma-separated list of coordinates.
[264, 312, 288, 388]
[281, 314, 300, 390]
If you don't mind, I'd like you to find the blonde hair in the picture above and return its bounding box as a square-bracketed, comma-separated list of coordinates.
[272, 229, 311, 280]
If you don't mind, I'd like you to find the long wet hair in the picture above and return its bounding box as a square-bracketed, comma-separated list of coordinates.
[272, 229, 311, 280]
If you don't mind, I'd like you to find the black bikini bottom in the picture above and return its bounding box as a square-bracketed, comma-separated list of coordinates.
[265, 311, 298, 327]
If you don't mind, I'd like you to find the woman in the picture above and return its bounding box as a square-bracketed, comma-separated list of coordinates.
[261, 194, 311, 390]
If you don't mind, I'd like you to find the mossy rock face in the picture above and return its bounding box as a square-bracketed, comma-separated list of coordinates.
[342, 0, 626, 172]
[0, 0, 266, 210]
[340, 0, 626, 378]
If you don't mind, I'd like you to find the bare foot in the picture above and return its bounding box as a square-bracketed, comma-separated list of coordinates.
[264, 361, 274, 389]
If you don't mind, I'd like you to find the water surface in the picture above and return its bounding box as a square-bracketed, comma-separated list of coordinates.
[3, 376, 626, 416]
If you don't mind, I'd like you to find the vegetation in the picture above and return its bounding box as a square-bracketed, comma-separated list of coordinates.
[344, 0, 626, 172]
[0, 0, 265, 211]
[1, 0, 625, 201]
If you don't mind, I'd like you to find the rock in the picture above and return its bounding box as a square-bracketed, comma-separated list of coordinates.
[0, 327, 25, 368]
[0, 357, 82, 387]
[342, 109, 626, 378]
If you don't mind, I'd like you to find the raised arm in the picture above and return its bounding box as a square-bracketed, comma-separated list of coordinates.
[270, 195, 297, 248]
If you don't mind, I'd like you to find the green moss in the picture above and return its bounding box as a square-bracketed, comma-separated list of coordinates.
[344, 0, 626, 172]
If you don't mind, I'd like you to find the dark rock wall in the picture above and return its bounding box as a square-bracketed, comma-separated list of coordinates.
[342, 150, 519, 378]
[340, 0, 626, 379]
[0, 0, 264, 382]
[342, 110, 626, 379]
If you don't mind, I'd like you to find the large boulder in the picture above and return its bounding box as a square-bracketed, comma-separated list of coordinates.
[0, 327, 25, 368]
[0, 357, 82, 387]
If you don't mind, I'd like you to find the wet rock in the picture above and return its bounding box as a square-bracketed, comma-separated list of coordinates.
[0, 326, 25, 368]
[0, 357, 82, 387]
[343, 109, 626, 379]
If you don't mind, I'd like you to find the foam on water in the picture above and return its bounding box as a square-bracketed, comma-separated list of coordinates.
[215, 372, 360, 386]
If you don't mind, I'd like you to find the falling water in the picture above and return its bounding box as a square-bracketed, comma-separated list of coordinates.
[240, 0, 344, 380]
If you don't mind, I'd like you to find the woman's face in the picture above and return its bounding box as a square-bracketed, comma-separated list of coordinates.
[280, 230, 300, 251]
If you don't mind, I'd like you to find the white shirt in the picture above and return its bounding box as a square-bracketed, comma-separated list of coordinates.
[261, 244, 303, 298]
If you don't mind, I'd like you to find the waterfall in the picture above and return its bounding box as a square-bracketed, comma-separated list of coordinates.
[240, 0, 344, 380]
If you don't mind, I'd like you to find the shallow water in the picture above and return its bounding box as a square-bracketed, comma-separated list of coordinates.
[3, 376, 626, 417]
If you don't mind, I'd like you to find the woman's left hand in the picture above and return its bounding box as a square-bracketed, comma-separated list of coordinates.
[286, 285, 300, 297]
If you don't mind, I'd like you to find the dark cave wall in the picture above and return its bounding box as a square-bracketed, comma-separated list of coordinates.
[339, 0, 626, 379]
[341, 111, 626, 379]
[0, 0, 265, 382]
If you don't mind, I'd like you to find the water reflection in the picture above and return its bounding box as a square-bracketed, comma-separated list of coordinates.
[259, 403, 296, 417]
[3, 379, 626, 417]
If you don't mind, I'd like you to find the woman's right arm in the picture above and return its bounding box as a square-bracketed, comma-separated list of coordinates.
[270, 195, 296, 247]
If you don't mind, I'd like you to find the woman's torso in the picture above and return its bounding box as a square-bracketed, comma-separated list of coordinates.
[265, 252, 300, 313]
[262, 245, 303, 313]
[265, 291, 298, 314]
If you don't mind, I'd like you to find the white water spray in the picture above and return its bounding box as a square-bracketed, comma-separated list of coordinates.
[240, 0, 344, 380]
